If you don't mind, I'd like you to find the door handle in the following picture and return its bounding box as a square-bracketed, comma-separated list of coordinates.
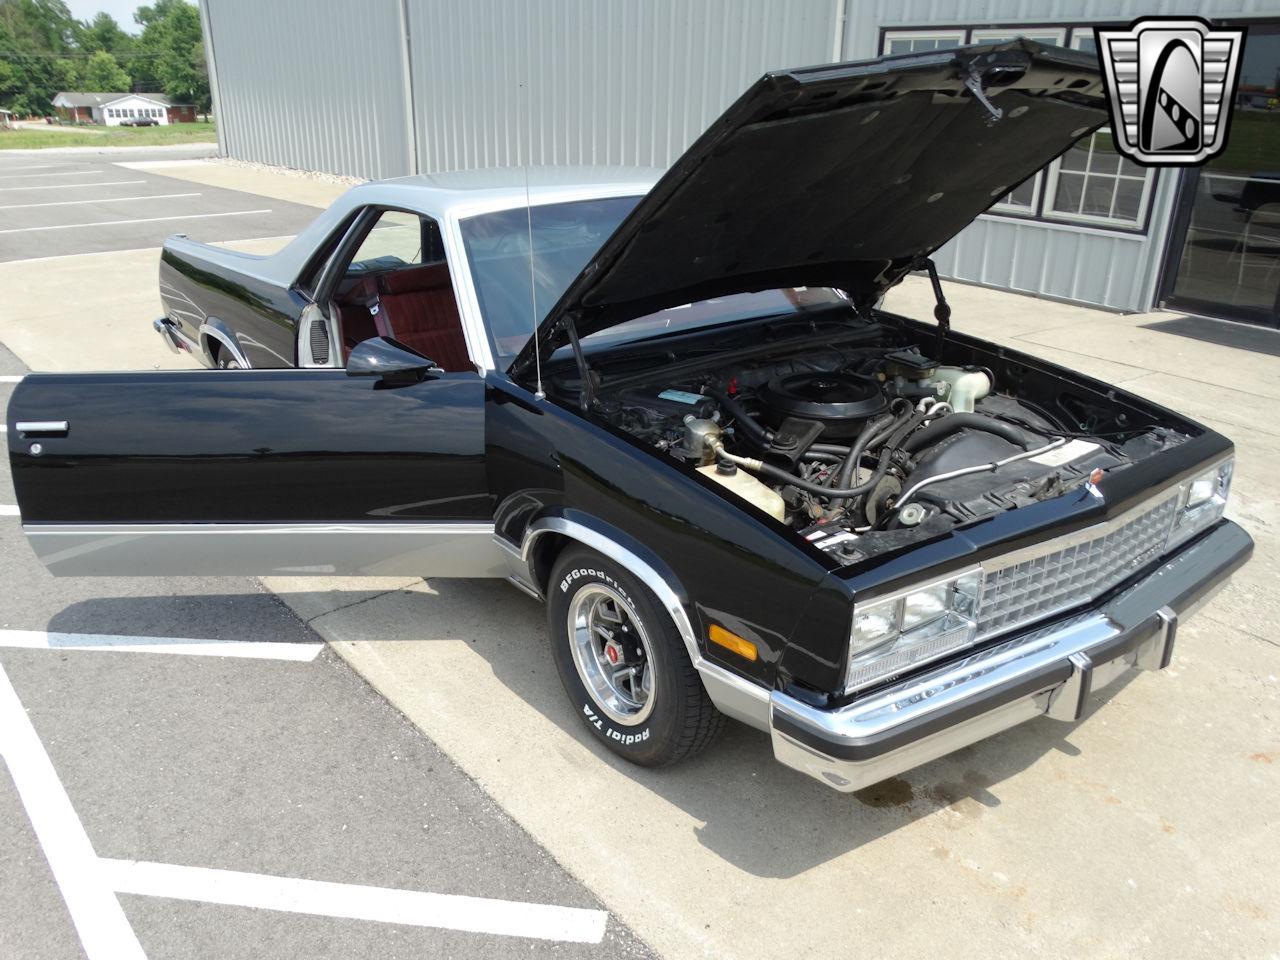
[16, 420, 68, 437]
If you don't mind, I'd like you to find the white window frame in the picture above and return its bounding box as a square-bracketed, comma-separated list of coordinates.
[881, 30, 966, 56]
[991, 175, 1044, 216]
[1042, 132, 1154, 228]
[1035, 28, 1155, 230]
[969, 27, 1067, 47]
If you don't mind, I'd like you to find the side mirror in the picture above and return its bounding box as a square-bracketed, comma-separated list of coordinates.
[346, 337, 439, 383]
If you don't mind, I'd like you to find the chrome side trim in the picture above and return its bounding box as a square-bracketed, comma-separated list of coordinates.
[199, 320, 251, 369]
[519, 516, 772, 730]
[25, 521, 506, 578]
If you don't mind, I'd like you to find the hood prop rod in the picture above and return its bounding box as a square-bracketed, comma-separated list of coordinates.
[915, 256, 952, 356]
[562, 312, 595, 413]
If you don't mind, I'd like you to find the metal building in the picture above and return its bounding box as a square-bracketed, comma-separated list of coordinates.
[200, 0, 1280, 329]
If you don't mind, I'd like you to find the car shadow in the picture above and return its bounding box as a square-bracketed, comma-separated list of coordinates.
[44, 580, 1139, 880]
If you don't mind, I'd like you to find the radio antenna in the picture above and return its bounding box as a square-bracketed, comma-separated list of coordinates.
[519, 73, 544, 399]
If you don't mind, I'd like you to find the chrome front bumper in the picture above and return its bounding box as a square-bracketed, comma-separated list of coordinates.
[770, 520, 1253, 792]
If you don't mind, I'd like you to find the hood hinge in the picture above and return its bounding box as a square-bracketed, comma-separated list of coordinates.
[562, 312, 596, 413]
[962, 62, 1004, 123]
[915, 257, 952, 355]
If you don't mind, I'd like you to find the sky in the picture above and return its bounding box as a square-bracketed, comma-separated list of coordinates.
[63, 0, 144, 34]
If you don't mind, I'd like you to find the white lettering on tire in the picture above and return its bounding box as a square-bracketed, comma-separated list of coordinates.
[581, 703, 649, 745]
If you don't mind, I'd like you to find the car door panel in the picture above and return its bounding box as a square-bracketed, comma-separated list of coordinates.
[6, 369, 501, 577]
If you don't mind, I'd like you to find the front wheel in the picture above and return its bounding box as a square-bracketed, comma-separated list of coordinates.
[547, 547, 724, 767]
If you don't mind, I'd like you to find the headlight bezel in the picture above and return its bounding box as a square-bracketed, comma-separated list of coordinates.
[1169, 457, 1233, 548]
[846, 567, 983, 694]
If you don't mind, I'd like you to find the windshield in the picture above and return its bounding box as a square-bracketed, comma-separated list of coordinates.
[461, 196, 641, 367]
[461, 197, 848, 367]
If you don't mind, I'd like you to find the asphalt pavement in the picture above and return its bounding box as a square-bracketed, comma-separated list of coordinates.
[0, 151, 320, 262]
[0, 218, 653, 958]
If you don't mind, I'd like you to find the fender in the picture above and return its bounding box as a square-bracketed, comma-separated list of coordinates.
[501, 508, 772, 731]
[198, 319, 251, 369]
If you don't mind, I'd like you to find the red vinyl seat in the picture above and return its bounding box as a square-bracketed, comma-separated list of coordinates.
[373, 263, 471, 372]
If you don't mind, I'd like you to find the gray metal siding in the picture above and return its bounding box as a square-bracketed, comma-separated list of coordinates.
[203, 0, 414, 179]
[406, 0, 837, 172]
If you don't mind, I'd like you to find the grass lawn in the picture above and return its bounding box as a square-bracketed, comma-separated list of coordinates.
[0, 121, 217, 150]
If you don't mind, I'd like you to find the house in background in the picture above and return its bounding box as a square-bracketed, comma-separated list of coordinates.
[51, 92, 198, 125]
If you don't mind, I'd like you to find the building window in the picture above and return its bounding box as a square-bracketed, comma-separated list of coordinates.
[882, 31, 965, 55]
[1044, 130, 1152, 226]
[1036, 29, 1154, 229]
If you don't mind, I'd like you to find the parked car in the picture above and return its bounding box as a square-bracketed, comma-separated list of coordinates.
[119, 116, 159, 127]
[8, 41, 1252, 792]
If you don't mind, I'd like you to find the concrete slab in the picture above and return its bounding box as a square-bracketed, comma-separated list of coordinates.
[132, 159, 354, 209]
[264, 577, 1279, 960]
[0, 237, 291, 373]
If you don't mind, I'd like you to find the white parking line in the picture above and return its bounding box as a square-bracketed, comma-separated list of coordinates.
[0, 164, 69, 172]
[0, 170, 104, 180]
[0, 192, 201, 211]
[0, 630, 324, 661]
[0, 180, 146, 192]
[0, 375, 23, 382]
[0, 663, 148, 960]
[0, 209, 273, 235]
[99, 859, 609, 944]
[0, 505, 19, 516]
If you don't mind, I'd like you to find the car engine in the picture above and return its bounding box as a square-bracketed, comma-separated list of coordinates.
[597, 344, 1188, 563]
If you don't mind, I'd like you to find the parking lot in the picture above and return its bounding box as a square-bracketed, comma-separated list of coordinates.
[1, 150, 1278, 960]
[0, 150, 318, 262]
[0, 152, 650, 960]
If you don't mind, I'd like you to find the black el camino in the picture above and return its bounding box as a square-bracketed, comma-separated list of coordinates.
[6, 42, 1253, 792]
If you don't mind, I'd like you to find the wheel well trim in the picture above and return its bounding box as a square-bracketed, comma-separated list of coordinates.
[198, 320, 251, 368]
[518, 514, 772, 731]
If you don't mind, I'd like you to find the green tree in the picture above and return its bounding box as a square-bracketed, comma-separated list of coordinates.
[77, 12, 133, 57]
[0, 0, 79, 114]
[133, 0, 207, 110]
[80, 49, 129, 92]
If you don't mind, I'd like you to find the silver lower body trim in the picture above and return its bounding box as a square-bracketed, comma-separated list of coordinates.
[25, 522, 506, 577]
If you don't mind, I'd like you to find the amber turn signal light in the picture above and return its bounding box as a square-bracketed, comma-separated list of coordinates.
[708, 624, 758, 661]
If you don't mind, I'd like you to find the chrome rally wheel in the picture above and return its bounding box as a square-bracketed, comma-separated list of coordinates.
[548, 547, 725, 767]
[567, 584, 655, 726]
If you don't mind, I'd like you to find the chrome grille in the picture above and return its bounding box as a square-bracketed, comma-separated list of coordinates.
[976, 493, 1180, 639]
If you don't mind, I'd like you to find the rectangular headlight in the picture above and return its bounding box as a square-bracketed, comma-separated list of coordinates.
[846, 569, 982, 694]
[1168, 457, 1233, 548]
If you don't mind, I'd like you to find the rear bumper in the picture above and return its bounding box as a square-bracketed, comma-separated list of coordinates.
[770, 520, 1253, 792]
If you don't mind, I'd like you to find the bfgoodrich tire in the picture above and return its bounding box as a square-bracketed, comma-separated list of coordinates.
[548, 547, 724, 767]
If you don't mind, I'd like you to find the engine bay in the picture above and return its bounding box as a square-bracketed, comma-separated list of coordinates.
[589, 330, 1191, 563]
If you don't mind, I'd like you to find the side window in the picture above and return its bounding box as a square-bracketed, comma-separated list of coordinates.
[347, 209, 444, 273]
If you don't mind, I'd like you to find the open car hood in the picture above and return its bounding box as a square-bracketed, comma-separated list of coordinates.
[511, 40, 1107, 380]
